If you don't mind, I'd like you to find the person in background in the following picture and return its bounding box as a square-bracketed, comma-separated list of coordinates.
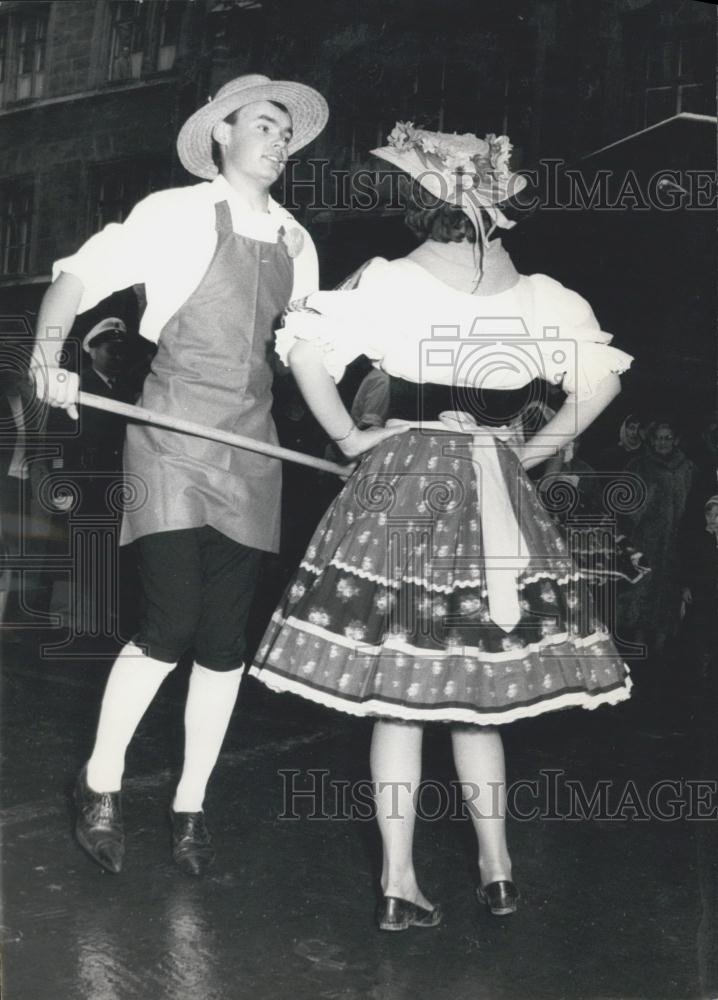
[597, 413, 643, 471]
[0, 374, 28, 630]
[620, 420, 696, 657]
[67, 318, 135, 510]
[687, 411, 718, 504]
[41, 318, 136, 631]
[0, 371, 55, 632]
[679, 495, 718, 687]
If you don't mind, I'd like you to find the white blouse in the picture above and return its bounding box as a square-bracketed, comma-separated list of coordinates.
[276, 256, 633, 400]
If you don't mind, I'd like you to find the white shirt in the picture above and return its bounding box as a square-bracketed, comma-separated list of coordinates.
[276, 257, 633, 400]
[53, 175, 319, 344]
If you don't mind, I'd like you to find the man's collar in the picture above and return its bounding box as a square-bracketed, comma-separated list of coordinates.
[209, 174, 290, 221]
[92, 367, 113, 387]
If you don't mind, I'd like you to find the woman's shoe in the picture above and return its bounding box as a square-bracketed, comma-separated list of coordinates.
[477, 880, 520, 916]
[377, 896, 442, 932]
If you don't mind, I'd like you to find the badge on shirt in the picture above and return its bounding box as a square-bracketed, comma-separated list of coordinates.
[278, 226, 304, 259]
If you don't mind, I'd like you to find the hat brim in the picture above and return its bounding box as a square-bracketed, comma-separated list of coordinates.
[177, 81, 328, 180]
[87, 331, 128, 349]
[370, 146, 527, 208]
[83, 318, 128, 352]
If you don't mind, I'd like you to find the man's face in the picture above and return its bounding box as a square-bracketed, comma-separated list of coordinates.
[91, 340, 127, 377]
[651, 425, 676, 457]
[216, 100, 293, 186]
[705, 503, 718, 535]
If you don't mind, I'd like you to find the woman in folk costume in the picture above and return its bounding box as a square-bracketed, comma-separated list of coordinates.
[250, 122, 634, 930]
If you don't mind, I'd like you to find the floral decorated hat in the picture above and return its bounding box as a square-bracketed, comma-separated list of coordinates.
[371, 122, 527, 246]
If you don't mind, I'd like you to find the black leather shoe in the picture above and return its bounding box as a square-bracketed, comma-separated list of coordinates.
[74, 765, 124, 874]
[377, 896, 442, 932]
[169, 810, 215, 876]
[477, 880, 520, 916]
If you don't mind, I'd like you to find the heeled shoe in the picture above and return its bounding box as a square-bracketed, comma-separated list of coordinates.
[169, 809, 215, 876]
[74, 765, 124, 874]
[377, 896, 442, 932]
[477, 880, 520, 916]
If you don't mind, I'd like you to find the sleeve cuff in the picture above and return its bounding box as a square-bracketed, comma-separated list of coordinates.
[275, 311, 352, 382]
[558, 341, 634, 399]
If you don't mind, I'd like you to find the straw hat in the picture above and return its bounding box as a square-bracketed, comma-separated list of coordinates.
[371, 122, 526, 243]
[82, 317, 128, 353]
[177, 74, 328, 180]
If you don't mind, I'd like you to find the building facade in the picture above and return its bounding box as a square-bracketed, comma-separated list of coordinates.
[0, 0, 713, 320]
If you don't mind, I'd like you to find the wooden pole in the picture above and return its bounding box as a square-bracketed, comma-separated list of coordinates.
[77, 391, 353, 479]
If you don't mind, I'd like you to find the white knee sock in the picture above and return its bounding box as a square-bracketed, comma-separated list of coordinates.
[172, 662, 243, 813]
[86, 641, 176, 792]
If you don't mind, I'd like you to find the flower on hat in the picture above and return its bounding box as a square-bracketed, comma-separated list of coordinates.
[387, 121, 415, 151]
[375, 119, 526, 272]
[386, 121, 516, 200]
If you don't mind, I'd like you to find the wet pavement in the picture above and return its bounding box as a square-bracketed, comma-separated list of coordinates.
[2, 630, 717, 1000]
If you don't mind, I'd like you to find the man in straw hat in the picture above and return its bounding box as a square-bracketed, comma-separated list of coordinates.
[30, 74, 328, 876]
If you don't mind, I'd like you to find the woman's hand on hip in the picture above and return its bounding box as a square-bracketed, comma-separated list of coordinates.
[338, 424, 409, 459]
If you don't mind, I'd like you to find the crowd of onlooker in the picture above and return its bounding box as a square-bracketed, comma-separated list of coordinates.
[537, 407, 717, 731]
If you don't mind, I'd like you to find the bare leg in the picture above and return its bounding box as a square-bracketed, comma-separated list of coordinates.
[370, 719, 433, 909]
[451, 725, 512, 886]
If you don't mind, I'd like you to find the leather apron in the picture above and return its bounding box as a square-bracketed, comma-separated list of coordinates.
[121, 200, 293, 553]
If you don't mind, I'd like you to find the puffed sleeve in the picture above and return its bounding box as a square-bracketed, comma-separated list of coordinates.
[52, 190, 172, 314]
[533, 275, 633, 399]
[275, 257, 394, 382]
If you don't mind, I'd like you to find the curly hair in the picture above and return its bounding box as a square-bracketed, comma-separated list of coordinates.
[404, 182, 494, 244]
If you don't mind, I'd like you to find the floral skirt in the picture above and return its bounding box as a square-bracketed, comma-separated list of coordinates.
[249, 430, 632, 724]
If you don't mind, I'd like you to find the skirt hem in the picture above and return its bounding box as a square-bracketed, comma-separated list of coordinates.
[247, 664, 633, 725]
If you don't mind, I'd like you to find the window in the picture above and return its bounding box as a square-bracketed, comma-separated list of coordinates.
[90, 158, 170, 231]
[0, 20, 8, 106]
[0, 182, 34, 276]
[0, 7, 48, 106]
[157, 0, 182, 72]
[643, 33, 714, 126]
[15, 9, 46, 100]
[108, 0, 186, 81]
[108, 1, 148, 82]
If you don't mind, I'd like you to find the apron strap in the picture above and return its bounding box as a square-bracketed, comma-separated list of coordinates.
[214, 200, 234, 234]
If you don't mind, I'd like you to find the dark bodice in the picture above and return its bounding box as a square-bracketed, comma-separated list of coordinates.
[387, 376, 551, 426]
